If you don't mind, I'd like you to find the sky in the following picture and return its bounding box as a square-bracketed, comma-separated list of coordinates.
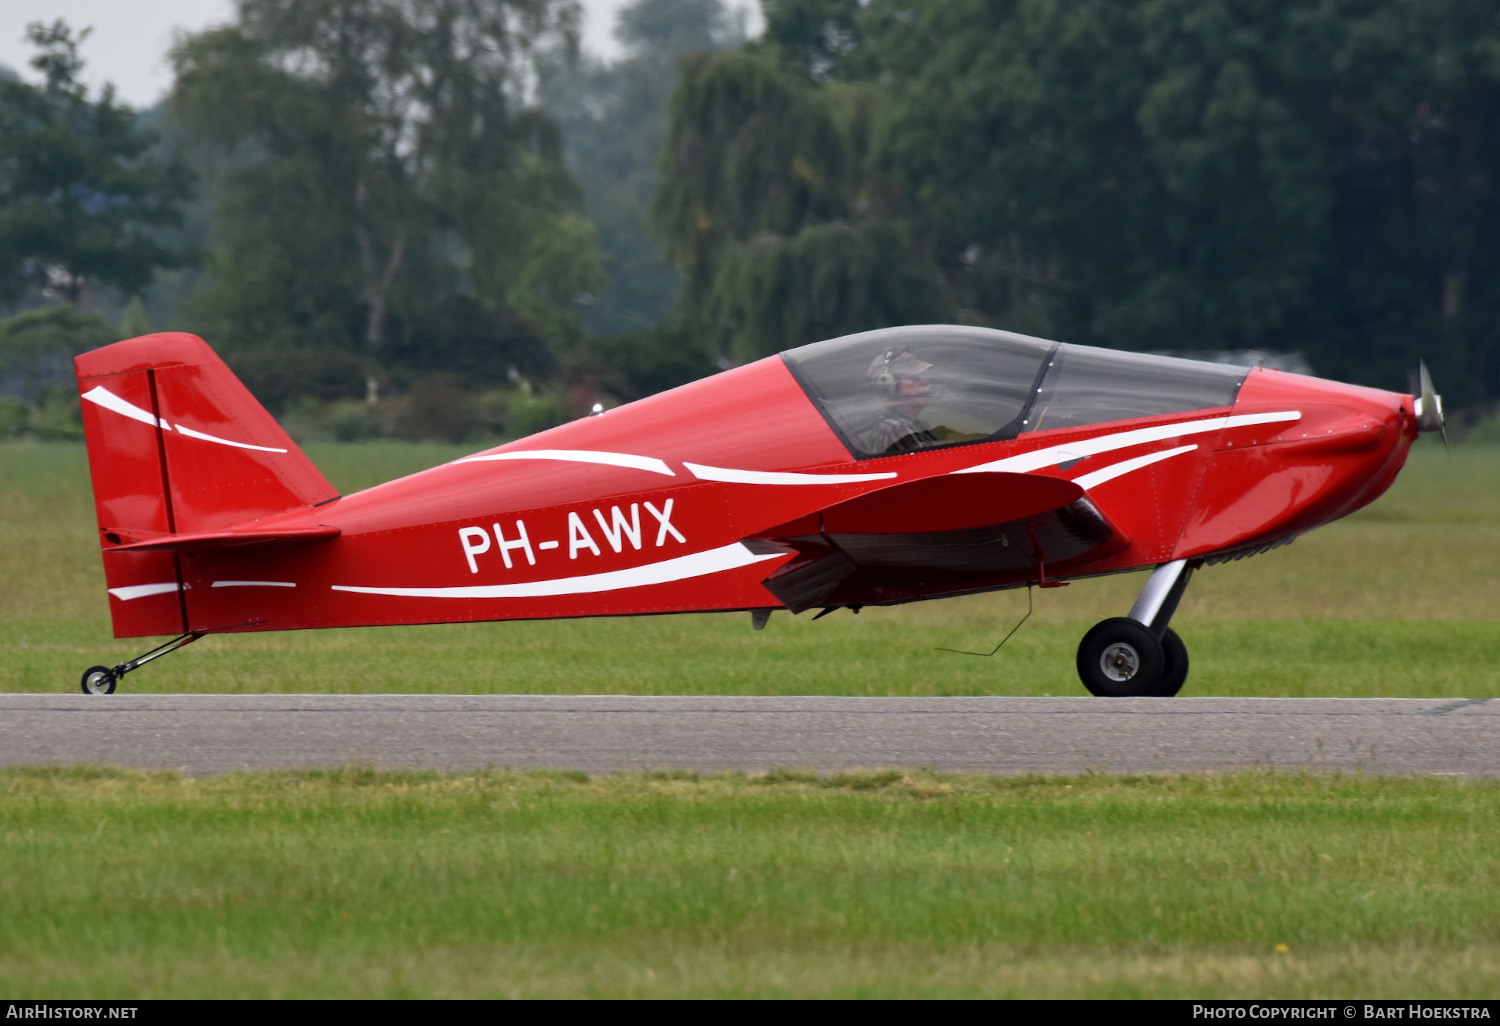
[0, 0, 755, 109]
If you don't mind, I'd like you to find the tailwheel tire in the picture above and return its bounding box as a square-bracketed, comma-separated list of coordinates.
[1153, 628, 1189, 697]
[81, 666, 117, 695]
[1077, 618, 1165, 697]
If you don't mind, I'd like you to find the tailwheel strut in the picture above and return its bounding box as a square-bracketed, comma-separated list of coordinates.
[80, 631, 206, 695]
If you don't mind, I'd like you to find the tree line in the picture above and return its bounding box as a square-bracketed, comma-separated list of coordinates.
[4, 0, 1500, 442]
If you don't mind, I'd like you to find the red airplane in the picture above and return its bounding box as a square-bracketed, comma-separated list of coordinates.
[72, 325, 1442, 697]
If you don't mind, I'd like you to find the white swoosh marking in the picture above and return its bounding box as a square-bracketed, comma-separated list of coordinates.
[1072, 445, 1198, 491]
[453, 449, 674, 476]
[685, 462, 897, 485]
[174, 424, 287, 453]
[212, 580, 296, 588]
[955, 411, 1300, 475]
[82, 386, 168, 429]
[108, 582, 180, 601]
[82, 385, 288, 452]
[331, 542, 779, 599]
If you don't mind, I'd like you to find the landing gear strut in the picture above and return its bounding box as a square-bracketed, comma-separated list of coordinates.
[1077, 560, 1195, 697]
[80, 631, 205, 695]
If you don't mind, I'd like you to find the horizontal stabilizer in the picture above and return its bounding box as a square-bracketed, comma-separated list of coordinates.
[103, 524, 340, 552]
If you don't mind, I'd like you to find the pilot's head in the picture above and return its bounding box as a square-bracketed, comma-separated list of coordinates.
[869, 348, 933, 417]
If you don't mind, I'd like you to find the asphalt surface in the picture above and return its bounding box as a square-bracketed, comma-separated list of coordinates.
[0, 695, 1495, 777]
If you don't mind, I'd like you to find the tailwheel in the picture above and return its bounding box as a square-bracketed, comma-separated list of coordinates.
[77, 631, 207, 696]
[81, 665, 117, 695]
[1154, 628, 1189, 697]
[1077, 618, 1164, 697]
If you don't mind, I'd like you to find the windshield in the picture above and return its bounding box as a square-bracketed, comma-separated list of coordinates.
[1025, 346, 1246, 434]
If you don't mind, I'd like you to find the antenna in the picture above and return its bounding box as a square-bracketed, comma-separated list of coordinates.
[936, 587, 1033, 657]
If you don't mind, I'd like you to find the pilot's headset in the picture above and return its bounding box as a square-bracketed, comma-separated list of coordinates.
[872, 351, 900, 395]
[869, 348, 933, 394]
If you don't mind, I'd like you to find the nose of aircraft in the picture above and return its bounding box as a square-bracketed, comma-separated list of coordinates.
[1177, 367, 1418, 558]
[1237, 362, 1415, 445]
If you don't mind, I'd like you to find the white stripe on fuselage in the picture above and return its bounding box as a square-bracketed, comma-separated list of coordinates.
[684, 462, 897, 485]
[954, 411, 1300, 476]
[1072, 444, 1199, 491]
[107, 582, 180, 601]
[452, 449, 675, 476]
[330, 542, 778, 599]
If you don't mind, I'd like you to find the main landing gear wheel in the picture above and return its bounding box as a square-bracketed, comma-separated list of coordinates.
[1077, 618, 1165, 697]
[81, 665, 117, 695]
[1154, 628, 1189, 697]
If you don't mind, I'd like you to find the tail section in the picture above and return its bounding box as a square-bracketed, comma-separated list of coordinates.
[75, 333, 337, 637]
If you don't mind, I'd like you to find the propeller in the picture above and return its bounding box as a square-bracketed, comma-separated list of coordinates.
[1414, 360, 1448, 451]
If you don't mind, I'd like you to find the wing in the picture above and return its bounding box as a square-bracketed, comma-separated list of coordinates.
[743, 472, 1129, 612]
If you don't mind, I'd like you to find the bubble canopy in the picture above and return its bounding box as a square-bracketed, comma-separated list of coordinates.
[781, 325, 1249, 460]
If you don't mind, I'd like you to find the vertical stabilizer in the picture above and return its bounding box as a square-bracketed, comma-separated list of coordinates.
[75, 333, 337, 637]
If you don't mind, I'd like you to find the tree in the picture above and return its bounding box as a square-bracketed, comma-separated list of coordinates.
[0, 305, 121, 439]
[759, 0, 863, 81]
[544, 0, 744, 338]
[655, 0, 1500, 401]
[0, 22, 190, 308]
[171, 0, 596, 403]
[862, 0, 1500, 399]
[654, 49, 948, 363]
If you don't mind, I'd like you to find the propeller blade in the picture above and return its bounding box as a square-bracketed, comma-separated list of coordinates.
[1415, 360, 1448, 451]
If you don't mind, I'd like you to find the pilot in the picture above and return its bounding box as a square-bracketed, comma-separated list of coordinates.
[866, 348, 940, 454]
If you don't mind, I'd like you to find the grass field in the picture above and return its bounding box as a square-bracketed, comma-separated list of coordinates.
[1, 766, 1496, 999]
[2, 437, 1496, 697]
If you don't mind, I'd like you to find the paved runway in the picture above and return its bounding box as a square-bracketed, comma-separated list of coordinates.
[0, 695, 1495, 776]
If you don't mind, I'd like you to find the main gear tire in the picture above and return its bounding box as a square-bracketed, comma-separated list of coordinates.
[1077, 618, 1165, 697]
[1153, 628, 1189, 697]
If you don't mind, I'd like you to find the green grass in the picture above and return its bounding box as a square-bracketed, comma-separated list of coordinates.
[2, 437, 1495, 696]
[0, 766, 1495, 998]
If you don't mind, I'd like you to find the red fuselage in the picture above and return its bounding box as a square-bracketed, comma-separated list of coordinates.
[95, 338, 1411, 637]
